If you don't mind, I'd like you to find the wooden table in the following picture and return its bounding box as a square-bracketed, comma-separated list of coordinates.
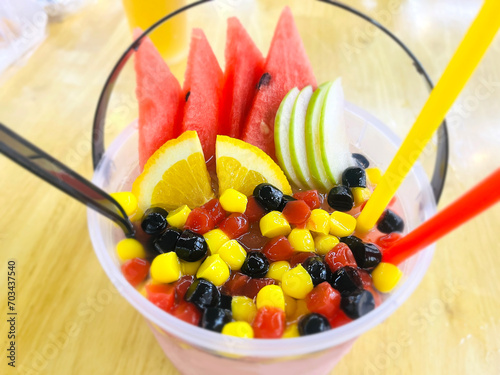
[1, 0, 499, 374]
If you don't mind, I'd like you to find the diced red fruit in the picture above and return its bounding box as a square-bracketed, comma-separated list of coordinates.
[282, 200, 311, 224]
[238, 223, 268, 250]
[376, 232, 402, 250]
[357, 269, 373, 289]
[293, 190, 321, 210]
[306, 282, 341, 320]
[222, 272, 250, 296]
[146, 284, 176, 312]
[174, 275, 195, 302]
[244, 196, 267, 222]
[289, 252, 315, 268]
[121, 258, 150, 287]
[328, 310, 353, 329]
[201, 199, 227, 225]
[253, 307, 286, 339]
[325, 243, 357, 272]
[171, 301, 202, 325]
[389, 196, 397, 207]
[219, 213, 249, 239]
[243, 278, 277, 299]
[184, 208, 215, 234]
[262, 236, 294, 262]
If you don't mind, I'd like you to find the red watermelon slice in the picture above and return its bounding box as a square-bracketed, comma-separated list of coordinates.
[134, 28, 184, 169]
[241, 7, 317, 159]
[182, 28, 224, 162]
[220, 17, 265, 138]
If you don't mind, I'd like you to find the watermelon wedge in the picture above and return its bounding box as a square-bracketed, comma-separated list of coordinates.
[220, 17, 265, 138]
[182, 28, 224, 162]
[241, 7, 317, 159]
[134, 28, 184, 169]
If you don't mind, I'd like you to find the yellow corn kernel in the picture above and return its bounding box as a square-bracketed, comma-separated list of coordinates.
[167, 205, 191, 228]
[352, 187, 372, 207]
[329, 211, 357, 237]
[281, 264, 314, 299]
[291, 299, 310, 322]
[314, 234, 340, 256]
[222, 321, 254, 339]
[372, 262, 403, 293]
[283, 323, 300, 338]
[266, 261, 291, 281]
[219, 188, 248, 213]
[116, 238, 146, 262]
[366, 167, 382, 185]
[196, 254, 230, 287]
[288, 228, 315, 252]
[231, 296, 257, 323]
[260, 211, 291, 238]
[256, 285, 286, 311]
[180, 259, 202, 276]
[306, 209, 331, 234]
[110, 192, 137, 217]
[218, 240, 247, 270]
[284, 294, 297, 318]
[203, 229, 230, 255]
[150, 252, 181, 284]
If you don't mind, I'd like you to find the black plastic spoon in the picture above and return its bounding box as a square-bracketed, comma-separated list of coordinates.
[0, 123, 135, 237]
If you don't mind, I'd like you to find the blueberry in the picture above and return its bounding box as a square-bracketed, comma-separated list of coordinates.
[303, 256, 328, 286]
[184, 279, 220, 310]
[253, 183, 284, 212]
[141, 207, 168, 235]
[330, 266, 362, 295]
[353, 243, 382, 271]
[298, 313, 331, 336]
[241, 251, 269, 278]
[342, 167, 367, 188]
[377, 209, 405, 234]
[175, 229, 208, 262]
[341, 289, 375, 319]
[200, 307, 232, 332]
[278, 194, 296, 211]
[153, 228, 181, 254]
[218, 294, 232, 311]
[352, 153, 370, 169]
[327, 185, 354, 212]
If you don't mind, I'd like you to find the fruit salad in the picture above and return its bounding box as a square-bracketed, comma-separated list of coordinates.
[112, 7, 406, 339]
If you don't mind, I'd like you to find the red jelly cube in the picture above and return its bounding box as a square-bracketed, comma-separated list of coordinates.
[201, 199, 226, 225]
[289, 252, 316, 268]
[184, 208, 215, 234]
[357, 269, 373, 289]
[253, 307, 286, 339]
[293, 190, 321, 210]
[121, 258, 150, 287]
[221, 272, 250, 296]
[328, 310, 353, 329]
[262, 236, 294, 262]
[173, 275, 195, 302]
[376, 232, 402, 250]
[146, 284, 176, 312]
[219, 213, 249, 239]
[325, 243, 357, 272]
[243, 278, 277, 299]
[306, 282, 341, 320]
[171, 301, 202, 325]
[244, 196, 267, 222]
[282, 200, 311, 224]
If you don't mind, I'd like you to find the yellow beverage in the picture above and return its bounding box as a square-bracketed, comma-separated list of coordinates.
[122, 0, 187, 64]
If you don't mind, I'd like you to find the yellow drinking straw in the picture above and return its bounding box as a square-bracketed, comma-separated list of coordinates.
[357, 0, 500, 233]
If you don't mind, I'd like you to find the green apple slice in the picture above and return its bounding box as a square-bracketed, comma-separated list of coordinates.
[305, 82, 333, 192]
[319, 78, 354, 185]
[289, 85, 314, 189]
[275, 87, 301, 187]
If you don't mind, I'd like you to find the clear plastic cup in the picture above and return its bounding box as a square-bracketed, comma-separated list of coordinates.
[87, 102, 436, 375]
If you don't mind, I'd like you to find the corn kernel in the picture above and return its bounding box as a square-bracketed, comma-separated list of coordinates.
[260, 211, 291, 238]
[306, 209, 330, 234]
[196, 254, 230, 286]
[329, 211, 357, 237]
[167, 205, 191, 228]
[314, 234, 340, 255]
[372, 262, 403, 293]
[180, 259, 202, 276]
[218, 240, 247, 270]
[222, 321, 254, 338]
[352, 187, 372, 207]
[150, 252, 181, 284]
[283, 323, 300, 338]
[110, 192, 137, 217]
[116, 238, 146, 262]
[281, 264, 314, 299]
[231, 296, 257, 323]
[266, 261, 291, 281]
[288, 228, 315, 252]
[220, 188, 248, 213]
[284, 294, 297, 318]
[203, 229, 230, 255]
[256, 285, 286, 311]
[291, 299, 310, 322]
[366, 167, 382, 185]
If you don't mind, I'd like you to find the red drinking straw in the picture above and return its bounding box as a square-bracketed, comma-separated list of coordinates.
[383, 168, 500, 265]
